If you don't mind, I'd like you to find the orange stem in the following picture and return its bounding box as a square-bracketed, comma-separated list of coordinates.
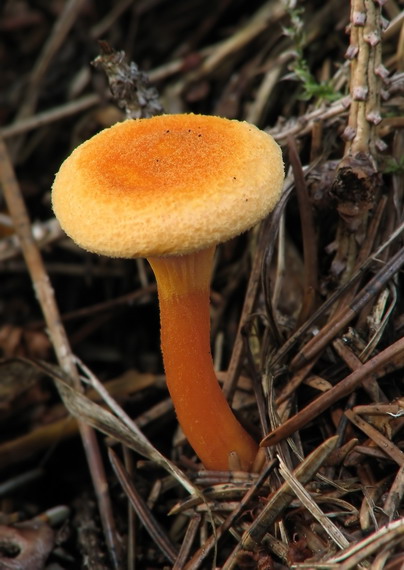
[148, 247, 258, 471]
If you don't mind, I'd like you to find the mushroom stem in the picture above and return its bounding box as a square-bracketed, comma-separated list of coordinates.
[148, 247, 258, 471]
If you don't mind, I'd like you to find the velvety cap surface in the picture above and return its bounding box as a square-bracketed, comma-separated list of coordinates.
[52, 114, 284, 257]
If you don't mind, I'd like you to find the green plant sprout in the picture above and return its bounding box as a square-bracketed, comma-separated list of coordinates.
[283, 1, 341, 103]
[382, 157, 404, 175]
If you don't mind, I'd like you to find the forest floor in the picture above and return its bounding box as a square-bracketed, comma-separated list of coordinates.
[0, 1, 404, 569]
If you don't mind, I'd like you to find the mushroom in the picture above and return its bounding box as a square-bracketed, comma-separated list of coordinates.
[52, 113, 284, 472]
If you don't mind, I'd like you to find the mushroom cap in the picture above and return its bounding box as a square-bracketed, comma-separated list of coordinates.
[52, 114, 284, 258]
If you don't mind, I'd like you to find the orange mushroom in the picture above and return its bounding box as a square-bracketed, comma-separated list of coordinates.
[52, 114, 284, 471]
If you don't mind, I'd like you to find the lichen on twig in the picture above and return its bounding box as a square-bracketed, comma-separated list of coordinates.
[92, 40, 164, 119]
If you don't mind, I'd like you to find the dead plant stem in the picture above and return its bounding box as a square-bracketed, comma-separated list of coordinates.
[0, 138, 121, 568]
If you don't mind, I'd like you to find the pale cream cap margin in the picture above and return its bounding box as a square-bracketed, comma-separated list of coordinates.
[52, 114, 284, 258]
